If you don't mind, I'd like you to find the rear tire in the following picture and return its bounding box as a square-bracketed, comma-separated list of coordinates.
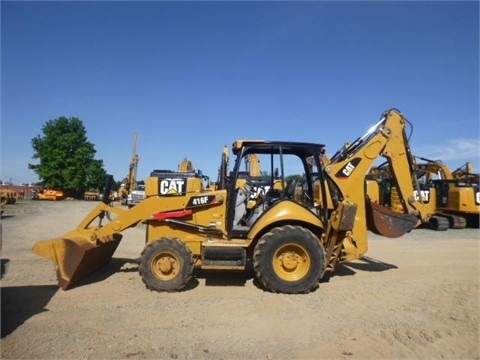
[253, 225, 325, 294]
[139, 238, 194, 292]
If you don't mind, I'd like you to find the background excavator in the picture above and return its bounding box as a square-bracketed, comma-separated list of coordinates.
[177, 158, 194, 173]
[119, 132, 139, 205]
[414, 157, 479, 228]
[367, 156, 479, 229]
[33, 108, 442, 294]
[452, 162, 479, 183]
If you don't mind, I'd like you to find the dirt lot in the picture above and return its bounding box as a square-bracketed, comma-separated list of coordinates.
[1, 200, 479, 360]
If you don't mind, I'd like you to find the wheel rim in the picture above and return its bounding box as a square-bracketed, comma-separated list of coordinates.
[272, 243, 310, 281]
[151, 251, 180, 281]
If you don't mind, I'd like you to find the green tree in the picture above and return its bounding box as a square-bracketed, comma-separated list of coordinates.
[30, 117, 107, 198]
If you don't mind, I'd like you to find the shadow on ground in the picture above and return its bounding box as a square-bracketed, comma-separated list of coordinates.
[1, 284, 59, 338]
[331, 256, 398, 278]
[83, 257, 256, 292]
[1, 258, 10, 279]
[22, 255, 398, 298]
[71, 257, 140, 289]
[0, 257, 144, 339]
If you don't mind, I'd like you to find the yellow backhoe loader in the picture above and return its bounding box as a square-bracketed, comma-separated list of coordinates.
[33, 108, 433, 294]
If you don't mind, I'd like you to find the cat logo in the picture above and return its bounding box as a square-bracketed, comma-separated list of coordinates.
[414, 190, 430, 202]
[335, 158, 361, 179]
[160, 179, 186, 196]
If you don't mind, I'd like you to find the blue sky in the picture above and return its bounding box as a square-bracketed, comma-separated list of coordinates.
[2, 1, 479, 185]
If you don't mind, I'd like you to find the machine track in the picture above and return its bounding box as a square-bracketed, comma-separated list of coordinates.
[428, 216, 450, 231]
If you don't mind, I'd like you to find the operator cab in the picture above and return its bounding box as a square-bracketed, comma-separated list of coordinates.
[222, 140, 330, 237]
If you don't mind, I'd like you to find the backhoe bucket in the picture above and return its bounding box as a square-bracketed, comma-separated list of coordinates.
[367, 201, 418, 238]
[32, 234, 122, 290]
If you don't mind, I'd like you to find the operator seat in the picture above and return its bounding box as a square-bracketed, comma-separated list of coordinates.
[233, 183, 252, 227]
[284, 179, 297, 198]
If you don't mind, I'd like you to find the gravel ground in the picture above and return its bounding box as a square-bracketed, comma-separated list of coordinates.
[1, 200, 479, 360]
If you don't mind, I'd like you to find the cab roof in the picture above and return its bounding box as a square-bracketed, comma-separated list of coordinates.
[232, 140, 326, 157]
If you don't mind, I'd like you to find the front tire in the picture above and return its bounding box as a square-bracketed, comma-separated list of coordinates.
[253, 225, 325, 294]
[139, 238, 194, 292]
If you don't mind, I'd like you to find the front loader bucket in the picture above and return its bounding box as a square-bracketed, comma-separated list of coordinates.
[367, 200, 418, 238]
[32, 234, 122, 290]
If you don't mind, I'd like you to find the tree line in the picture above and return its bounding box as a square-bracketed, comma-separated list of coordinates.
[28, 116, 120, 198]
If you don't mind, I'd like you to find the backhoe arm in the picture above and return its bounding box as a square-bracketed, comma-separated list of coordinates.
[325, 109, 420, 240]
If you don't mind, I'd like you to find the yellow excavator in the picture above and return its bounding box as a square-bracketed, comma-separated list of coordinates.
[452, 162, 478, 183]
[178, 158, 194, 173]
[414, 157, 479, 228]
[368, 156, 479, 229]
[365, 160, 455, 230]
[119, 132, 139, 205]
[33, 108, 437, 294]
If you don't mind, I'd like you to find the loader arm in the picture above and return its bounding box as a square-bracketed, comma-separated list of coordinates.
[31, 172, 171, 290]
[67, 193, 215, 241]
[31, 199, 152, 290]
[62, 174, 149, 241]
[32, 178, 227, 291]
[63, 202, 139, 241]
